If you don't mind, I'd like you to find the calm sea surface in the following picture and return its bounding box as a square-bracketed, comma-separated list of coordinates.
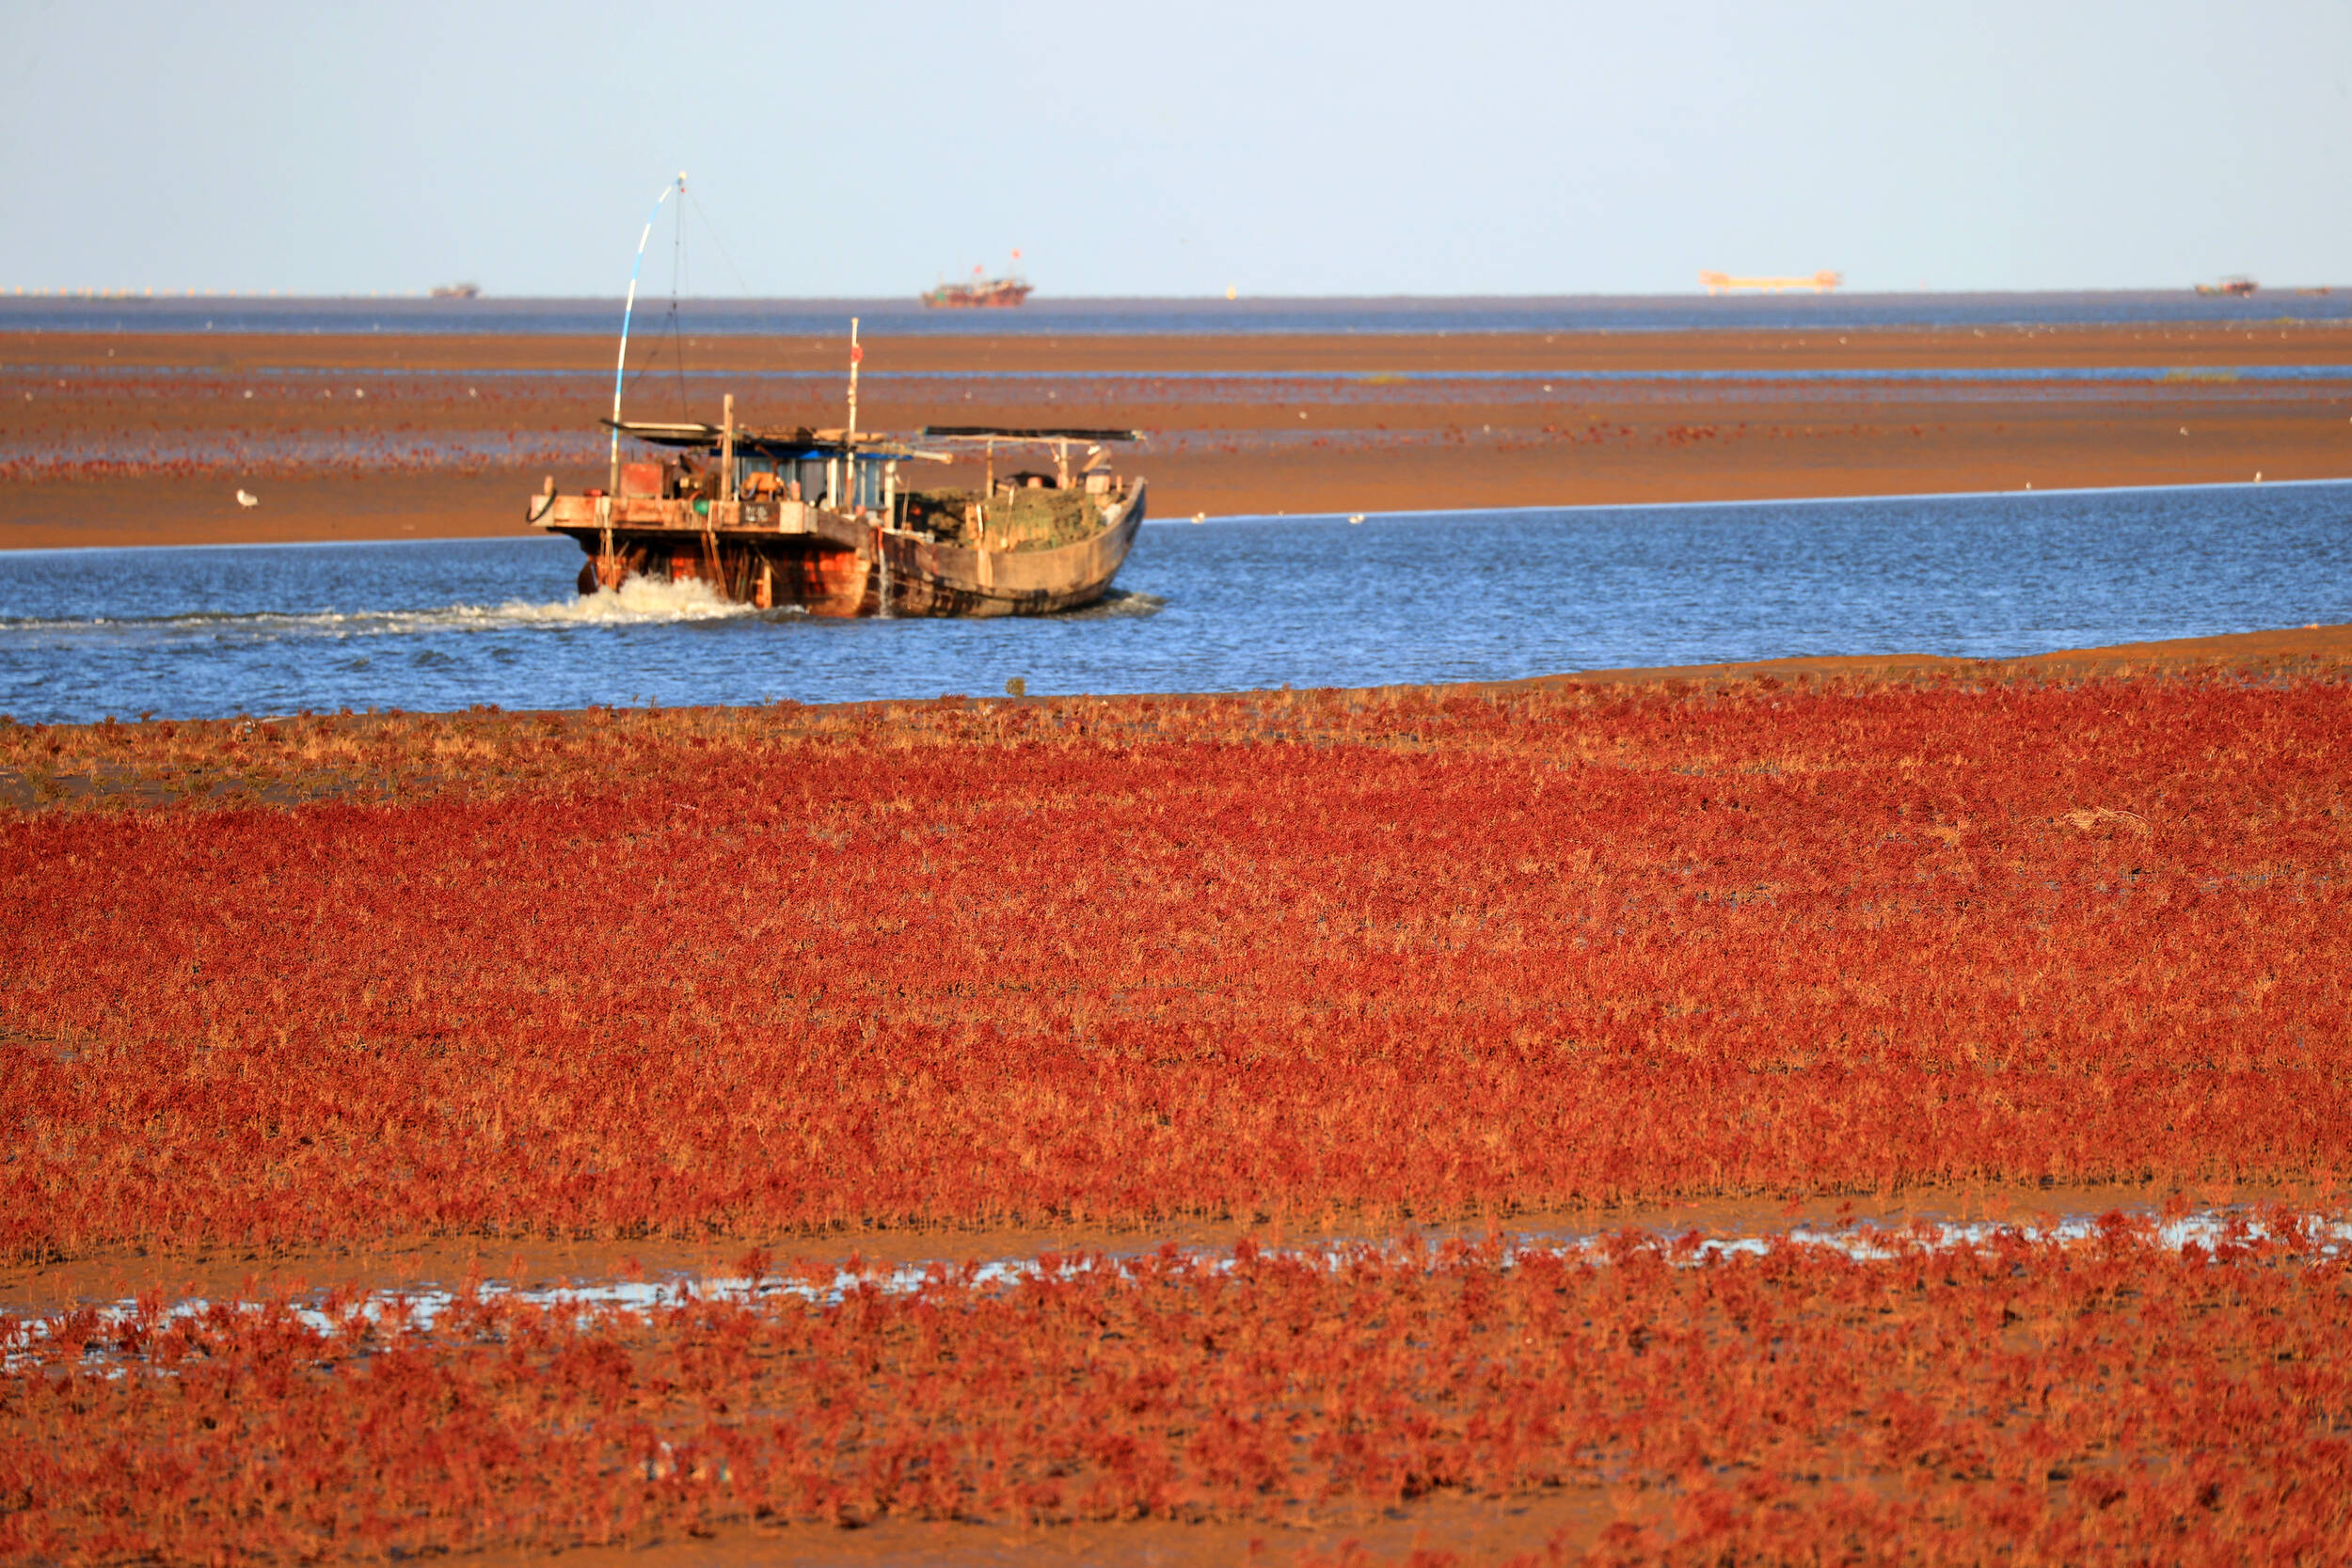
[6, 292, 2348, 340]
[1, 483, 2345, 725]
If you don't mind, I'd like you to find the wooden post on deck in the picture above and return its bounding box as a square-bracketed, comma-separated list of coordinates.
[721, 394, 736, 501]
[596, 495, 619, 592]
[847, 318, 862, 445]
[701, 393, 730, 588]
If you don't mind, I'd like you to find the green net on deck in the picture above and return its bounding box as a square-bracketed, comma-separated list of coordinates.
[902, 487, 1103, 552]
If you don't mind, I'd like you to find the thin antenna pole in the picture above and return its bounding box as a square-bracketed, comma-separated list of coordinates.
[847, 316, 861, 444]
[609, 173, 685, 494]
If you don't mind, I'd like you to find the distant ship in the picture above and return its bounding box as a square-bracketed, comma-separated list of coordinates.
[429, 282, 482, 300]
[1699, 270, 1842, 295]
[2194, 277, 2258, 297]
[924, 254, 1031, 309]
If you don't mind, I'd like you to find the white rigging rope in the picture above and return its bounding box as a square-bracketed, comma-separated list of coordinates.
[608, 174, 685, 494]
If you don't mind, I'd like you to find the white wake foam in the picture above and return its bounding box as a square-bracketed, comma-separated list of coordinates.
[0, 575, 760, 643]
[473, 575, 755, 626]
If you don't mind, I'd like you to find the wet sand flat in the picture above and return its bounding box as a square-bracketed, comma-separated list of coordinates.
[4, 324, 2348, 548]
[9, 320, 2352, 373]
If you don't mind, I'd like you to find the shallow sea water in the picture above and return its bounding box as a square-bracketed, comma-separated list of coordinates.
[8, 290, 2348, 338]
[0, 481, 2345, 724]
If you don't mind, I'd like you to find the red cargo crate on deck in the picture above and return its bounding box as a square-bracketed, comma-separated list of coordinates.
[619, 462, 663, 499]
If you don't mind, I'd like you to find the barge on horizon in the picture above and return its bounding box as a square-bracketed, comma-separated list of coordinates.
[923, 254, 1032, 309]
[529, 407, 1147, 618]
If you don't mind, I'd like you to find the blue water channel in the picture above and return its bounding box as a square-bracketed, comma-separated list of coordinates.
[0, 482, 2345, 724]
[8, 290, 2349, 340]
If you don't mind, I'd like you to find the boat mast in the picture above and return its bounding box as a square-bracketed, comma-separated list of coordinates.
[608, 173, 685, 496]
[856, 325, 880, 606]
[847, 316, 862, 444]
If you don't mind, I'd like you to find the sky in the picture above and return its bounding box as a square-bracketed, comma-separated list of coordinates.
[2, 0, 2345, 298]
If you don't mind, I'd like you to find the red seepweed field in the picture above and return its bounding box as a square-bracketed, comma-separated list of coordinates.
[3, 635, 2349, 1563]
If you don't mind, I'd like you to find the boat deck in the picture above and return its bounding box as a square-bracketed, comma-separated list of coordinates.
[532, 480, 1146, 618]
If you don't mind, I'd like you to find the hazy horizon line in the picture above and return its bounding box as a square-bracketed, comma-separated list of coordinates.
[5, 286, 2344, 307]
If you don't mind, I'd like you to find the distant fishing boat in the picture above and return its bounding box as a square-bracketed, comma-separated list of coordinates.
[2194, 277, 2258, 297]
[429, 282, 482, 299]
[923, 252, 1032, 309]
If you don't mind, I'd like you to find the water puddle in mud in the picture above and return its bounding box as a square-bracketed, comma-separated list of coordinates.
[10, 1204, 2344, 1375]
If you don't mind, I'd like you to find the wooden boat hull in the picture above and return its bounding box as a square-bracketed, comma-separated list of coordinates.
[535, 480, 1145, 619]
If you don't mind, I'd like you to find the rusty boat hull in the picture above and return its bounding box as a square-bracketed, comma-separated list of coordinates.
[532, 480, 1146, 618]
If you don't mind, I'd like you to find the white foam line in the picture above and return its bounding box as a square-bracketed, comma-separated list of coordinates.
[1154, 474, 2352, 527]
[10, 1208, 2345, 1375]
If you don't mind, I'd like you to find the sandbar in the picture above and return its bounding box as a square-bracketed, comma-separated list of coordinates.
[3, 323, 2348, 549]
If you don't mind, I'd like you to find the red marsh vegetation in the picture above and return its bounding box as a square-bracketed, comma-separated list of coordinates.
[2, 646, 2347, 1561]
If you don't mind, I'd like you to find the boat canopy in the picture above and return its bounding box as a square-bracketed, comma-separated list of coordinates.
[601, 419, 933, 460]
[920, 426, 1144, 442]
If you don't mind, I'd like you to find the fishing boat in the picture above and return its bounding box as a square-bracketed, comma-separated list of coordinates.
[532, 187, 1140, 615]
[923, 254, 1032, 309]
[527, 325, 1146, 616]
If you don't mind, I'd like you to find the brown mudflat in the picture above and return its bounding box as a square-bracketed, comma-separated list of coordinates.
[9, 321, 2351, 374]
[4, 323, 2347, 548]
[1526, 618, 2352, 689]
[460, 1490, 1625, 1568]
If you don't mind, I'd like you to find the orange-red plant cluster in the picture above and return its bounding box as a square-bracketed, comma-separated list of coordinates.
[4, 668, 2349, 1561]
[2, 671, 2348, 1259]
[6, 1227, 2347, 1562]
